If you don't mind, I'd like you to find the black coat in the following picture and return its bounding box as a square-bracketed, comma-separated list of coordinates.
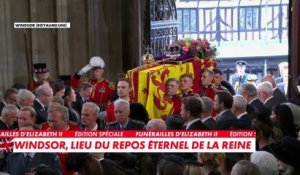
[203, 117, 217, 129]
[109, 119, 144, 130]
[0, 119, 9, 130]
[4, 153, 62, 175]
[273, 88, 287, 103]
[33, 99, 48, 124]
[237, 113, 252, 129]
[216, 109, 238, 130]
[0, 101, 5, 114]
[72, 92, 89, 115]
[187, 119, 208, 130]
[247, 98, 271, 117]
[264, 96, 280, 111]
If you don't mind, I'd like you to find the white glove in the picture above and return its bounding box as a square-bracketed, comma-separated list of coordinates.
[78, 64, 92, 75]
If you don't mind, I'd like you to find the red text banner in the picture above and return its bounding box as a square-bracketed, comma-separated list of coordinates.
[0, 130, 256, 153]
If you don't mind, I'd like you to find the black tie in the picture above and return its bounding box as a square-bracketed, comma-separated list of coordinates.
[239, 75, 242, 83]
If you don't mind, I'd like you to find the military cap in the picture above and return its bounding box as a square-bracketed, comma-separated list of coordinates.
[33, 63, 49, 73]
[89, 56, 105, 70]
[59, 75, 71, 85]
[236, 60, 247, 66]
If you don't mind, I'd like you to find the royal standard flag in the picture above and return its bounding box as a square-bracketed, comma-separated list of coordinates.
[128, 62, 194, 119]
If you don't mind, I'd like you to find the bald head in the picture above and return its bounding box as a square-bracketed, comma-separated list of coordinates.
[146, 119, 167, 130]
[261, 74, 276, 88]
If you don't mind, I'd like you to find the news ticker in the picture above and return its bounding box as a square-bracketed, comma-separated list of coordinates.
[0, 130, 256, 153]
[14, 22, 70, 28]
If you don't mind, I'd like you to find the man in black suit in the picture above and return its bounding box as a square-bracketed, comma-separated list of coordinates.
[232, 95, 252, 129]
[214, 91, 237, 129]
[239, 83, 271, 117]
[72, 82, 92, 115]
[33, 84, 53, 124]
[257, 82, 280, 111]
[0, 104, 18, 130]
[81, 102, 102, 130]
[0, 88, 18, 114]
[109, 99, 144, 130]
[4, 153, 62, 175]
[180, 96, 208, 130]
[261, 74, 287, 103]
[200, 97, 217, 129]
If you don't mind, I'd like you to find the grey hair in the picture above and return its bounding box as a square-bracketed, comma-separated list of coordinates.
[240, 83, 257, 97]
[250, 151, 279, 175]
[49, 96, 64, 106]
[200, 97, 214, 113]
[231, 160, 261, 175]
[17, 89, 35, 103]
[82, 102, 100, 118]
[232, 95, 248, 111]
[257, 81, 273, 96]
[114, 99, 130, 110]
[35, 84, 51, 97]
[1, 104, 19, 116]
[48, 105, 69, 121]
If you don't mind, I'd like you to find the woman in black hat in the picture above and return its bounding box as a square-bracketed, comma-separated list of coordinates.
[269, 136, 300, 175]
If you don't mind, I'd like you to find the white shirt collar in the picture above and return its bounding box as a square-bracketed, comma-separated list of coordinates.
[2, 100, 7, 105]
[36, 98, 46, 108]
[218, 109, 229, 117]
[249, 97, 258, 104]
[201, 116, 212, 123]
[186, 118, 200, 129]
[85, 123, 98, 131]
[264, 96, 273, 104]
[236, 112, 247, 119]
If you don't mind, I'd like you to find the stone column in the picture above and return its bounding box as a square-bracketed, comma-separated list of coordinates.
[56, 0, 70, 75]
[0, 0, 14, 92]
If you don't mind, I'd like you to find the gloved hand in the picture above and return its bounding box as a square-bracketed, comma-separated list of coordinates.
[78, 64, 92, 75]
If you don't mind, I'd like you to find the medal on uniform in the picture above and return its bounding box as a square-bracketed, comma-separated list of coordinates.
[99, 86, 105, 93]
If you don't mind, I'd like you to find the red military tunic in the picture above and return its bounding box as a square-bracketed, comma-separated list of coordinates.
[181, 89, 197, 99]
[197, 84, 218, 117]
[169, 94, 182, 116]
[197, 84, 217, 100]
[27, 78, 52, 92]
[71, 74, 114, 109]
[89, 79, 114, 108]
